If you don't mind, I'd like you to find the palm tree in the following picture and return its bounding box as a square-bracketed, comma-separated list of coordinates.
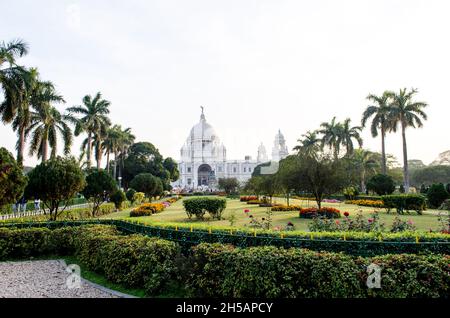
[293, 130, 321, 156]
[26, 81, 72, 161]
[0, 39, 33, 165]
[339, 118, 363, 156]
[102, 125, 122, 173]
[67, 92, 111, 169]
[318, 117, 342, 159]
[115, 127, 135, 182]
[350, 149, 379, 193]
[362, 92, 392, 175]
[386, 88, 428, 192]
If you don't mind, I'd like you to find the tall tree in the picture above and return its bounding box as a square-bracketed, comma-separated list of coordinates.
[339, 118, 363, 156]
[0, 39, 33, 165]
[67, 92, 111, 169]
[26, 81, 71, 161]
[386, 88, 428, 192]
[293, 130, 321, 157]
[102, 125, 122, 173]
[362, 92, 392, 174]
[349, 149, 379, 193]
[318, 117, 342, 159]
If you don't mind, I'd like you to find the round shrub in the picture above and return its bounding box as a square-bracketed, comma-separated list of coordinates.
[427, 183, 450, 208]
[110, 189, 126, 210]
[125, 188, 137, 204]
[182, 197, 227, 219]
[367, 174, 395, 196]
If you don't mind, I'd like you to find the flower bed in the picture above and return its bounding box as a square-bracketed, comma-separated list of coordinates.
[130, 203, 166, 217]
[299, 207, 341, 219]
[345, 199, 385, 208]
[240, 196, 258, 202]
[271, 205, 301, 211]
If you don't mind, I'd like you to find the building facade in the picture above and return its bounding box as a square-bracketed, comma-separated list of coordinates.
[172, 109, 289, 190]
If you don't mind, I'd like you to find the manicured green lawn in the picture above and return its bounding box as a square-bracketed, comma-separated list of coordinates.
[103, 197, 447, 232]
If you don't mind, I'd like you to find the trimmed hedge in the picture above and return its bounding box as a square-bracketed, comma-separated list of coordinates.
[381, 194, 426, 214]
[0, 225, 180, 295]
[186, 243, 450, 298]
[183, 197, 227, 219]
[299, 207, 341, 219]
[0, 225, 449, 298]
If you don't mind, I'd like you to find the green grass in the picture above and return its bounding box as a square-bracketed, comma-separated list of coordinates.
[102, 197, 448, 232]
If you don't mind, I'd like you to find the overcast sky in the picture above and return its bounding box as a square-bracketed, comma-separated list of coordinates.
[1, 0, 449, 167]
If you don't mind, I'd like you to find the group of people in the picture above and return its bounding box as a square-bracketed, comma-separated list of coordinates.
[12, 197, 41, 214]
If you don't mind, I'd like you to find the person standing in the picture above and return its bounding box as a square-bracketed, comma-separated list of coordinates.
[34, 198, 40, 212]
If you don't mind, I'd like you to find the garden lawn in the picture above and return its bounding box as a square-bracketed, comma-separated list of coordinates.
[102, 197, 447, 232]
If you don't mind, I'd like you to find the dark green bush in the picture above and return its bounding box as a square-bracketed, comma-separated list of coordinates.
[381, 194, 426, 214]
[367, 174, 395, 196]
[187, 243, 450, 298]
[126, 188, 137, 204]
[182, 197, 227, 219]
[110, 190, 126, 210]
[427, 184, 450, 208]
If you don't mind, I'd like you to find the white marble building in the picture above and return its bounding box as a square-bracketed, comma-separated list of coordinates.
[173, 108, 289, 190]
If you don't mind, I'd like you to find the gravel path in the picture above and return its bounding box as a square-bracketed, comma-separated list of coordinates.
[0, 260, 120, 298]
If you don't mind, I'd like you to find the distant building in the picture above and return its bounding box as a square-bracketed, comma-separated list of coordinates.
[172, 108, 289, 190]
[430, 150, 450, 166]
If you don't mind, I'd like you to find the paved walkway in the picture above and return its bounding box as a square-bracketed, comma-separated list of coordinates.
[0, 260, 120, 298]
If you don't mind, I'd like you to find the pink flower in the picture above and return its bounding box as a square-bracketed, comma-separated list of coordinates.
[335, 220, 340, 225]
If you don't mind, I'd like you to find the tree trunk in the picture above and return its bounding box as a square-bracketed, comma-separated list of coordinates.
[106, 150, 110, 173]
[360, 169, 366, 193]
[113, 151, 117, 180]
[17, 125, 25, 166]
[87, 132, 92, 168]
[401, 121, 410, 193]
[381, 126, 387, 175]
[42, 140, 48, 162]
[96, 144, 102, 169]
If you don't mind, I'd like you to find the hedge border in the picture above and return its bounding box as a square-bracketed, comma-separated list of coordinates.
[1, 219, 449, 256]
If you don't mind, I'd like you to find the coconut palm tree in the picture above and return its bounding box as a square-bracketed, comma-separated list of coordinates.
[26, 81, 72, 161]
[0, 39, 33, 165]
[362, 92, 393, 175]
[339, 118, 363, 156]
[318, 117, 342, 159]
[293, 130, 321, 156]
[386, 88, 428, 192]
[115, 127, 135, 182]
[67, 92, 111, 169]
[350, 149, 379, 193]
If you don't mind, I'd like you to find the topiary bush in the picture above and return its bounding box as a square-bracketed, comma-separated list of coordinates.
[381, 194, 426, 214]
[182, 197, 227, 220]
[427, 184, 450, 209]
[367, 174, 395, 196]
[110, 190, 126, 210]
[125, 188, 137, 205]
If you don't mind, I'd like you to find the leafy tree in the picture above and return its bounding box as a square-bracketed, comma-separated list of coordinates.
[218, 177, 239, 195]
[339, 118, 363, 156]
[0, 147, 27, 208]
[67, 92, 111, 169]
[129, 173, 163, 200]
[163, 157, 180, 182]
[293, 131, 321, 156]
[125, 188, 137, 204]
[25, 156, 85, 220]
[362, 92, 392, 174]
[110, 189, 126, 210]
[366, 174, 395, 196]
[0, 39, 31, 165]
[426, 184, 449, 208]
[26, 81, 72, 161]
[122, 142, 165, 186]
[82, 169, 116, 216]
[347, 149, 378, 193]
[410, 165, 450, 186]
[318, 116, 342, 159]
[277, 155, 302, 205]
[386, 88, 428, 192]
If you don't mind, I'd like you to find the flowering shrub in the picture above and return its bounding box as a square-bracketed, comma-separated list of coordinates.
[247, 200, 262, 205]
[390, 217, 417, 233]
[130, 203, 166, 217]
[240, 196, 258, 202]
[271, 205, 301, 211]
[299, 207, 341, 219]
[345, 199, 385, 208]
[322, 199, 342, 203]
[309, 211, 385, 232]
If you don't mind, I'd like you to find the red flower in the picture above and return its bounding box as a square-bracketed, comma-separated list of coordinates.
[244, 209, 249, 213]
[368, 219, 373, 223]
[344, 212, 349, 217]
[335, 220, 340, 224]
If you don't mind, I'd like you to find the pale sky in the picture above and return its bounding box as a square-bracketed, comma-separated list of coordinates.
[1, 0, 449, 167]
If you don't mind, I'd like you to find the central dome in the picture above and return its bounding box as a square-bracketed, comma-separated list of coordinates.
[180, 108, 226, 162]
